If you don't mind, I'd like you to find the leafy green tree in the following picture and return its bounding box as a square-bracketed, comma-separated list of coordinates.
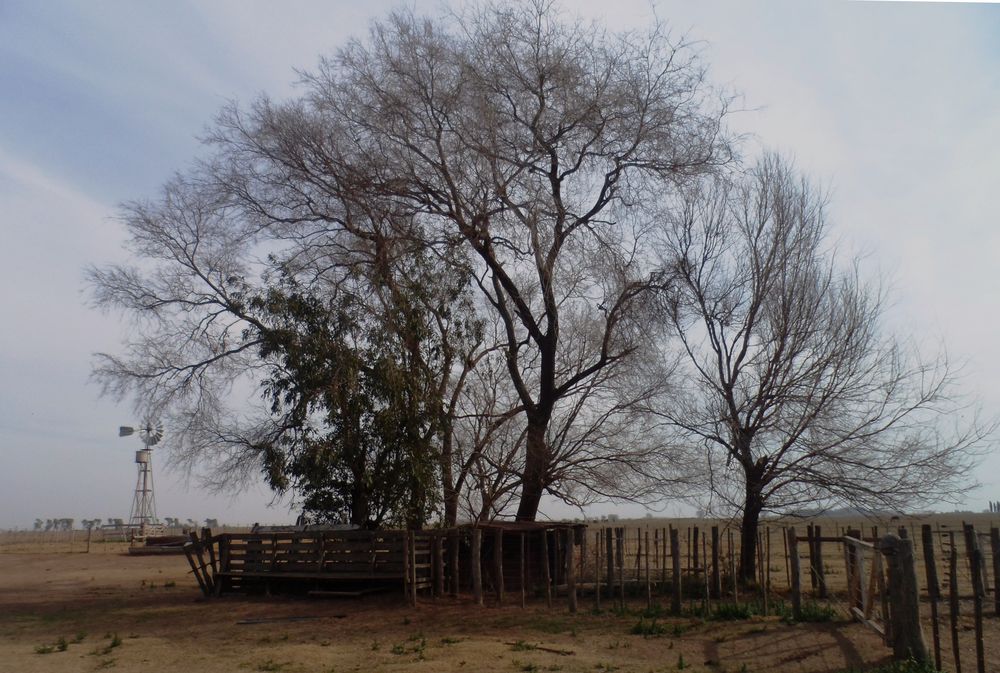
[253, 276, 442, 528]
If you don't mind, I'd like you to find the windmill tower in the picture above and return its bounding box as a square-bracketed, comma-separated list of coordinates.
[119, 419, 163, 539]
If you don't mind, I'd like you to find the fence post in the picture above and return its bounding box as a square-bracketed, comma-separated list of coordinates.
[448, 530, 460, 597]
[617, 527, 625, 610]
[949, 532, 962, 673]
[787, 527, 801, 621]
[494, 528, 504, 607]
[541, 529, 552, 608]
[880, 534, 928, 664]
[991, 527, 1000, 617]
[807, 524, 818, 591]
[645, 529, 651, 609]
[595, 529, 602, 611]
[692, 526, 699, 578]
[605, 527, 615, 601]
[660, 527, 668, 589]
[814, 524, 826, 598]
[710, 525, 720, 599]
[962, 524, 986, 673]
[520, 532, 527, 609]
[409, 531, 417, 606]
[472, 528, 483, 606]
[845, 528, 861, 611]
[566, 528, 577, 613]
[433, 535, 444, 598]
[920, 524, 942, 671]
[670, 527, 682, 615]
[763, 526, 771, 616]
[402, 531, 411, 603]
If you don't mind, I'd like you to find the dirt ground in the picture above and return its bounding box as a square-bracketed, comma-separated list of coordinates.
[0, 550, 913, 673]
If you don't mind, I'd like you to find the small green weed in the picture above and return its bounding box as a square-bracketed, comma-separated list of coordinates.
[839, 658, 937, 673]
[778, 601, 837, 624]
[629, 617, 667, 637]
[256, 660, 287, 672]
[34, 644, 55, 654]
[511, 640, 537, 651]
[711, 603, 754, 620]
[92, 633, 123, 656]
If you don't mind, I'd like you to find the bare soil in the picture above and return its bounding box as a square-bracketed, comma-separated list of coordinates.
[0, 550, 903, 673]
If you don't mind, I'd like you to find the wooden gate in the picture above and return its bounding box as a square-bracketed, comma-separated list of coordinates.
[843, 533, 889, 643]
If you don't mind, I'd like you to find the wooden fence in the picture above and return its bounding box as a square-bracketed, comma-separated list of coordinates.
[186, 529, 434, 599]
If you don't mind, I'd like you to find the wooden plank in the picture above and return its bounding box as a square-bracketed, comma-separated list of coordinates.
[850, 607, 886, 636]
[183, 541, 209, 596]
[189, 531, 214, 594]
[216, 570, 409, 580]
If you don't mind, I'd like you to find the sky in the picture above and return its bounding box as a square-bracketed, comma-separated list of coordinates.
[1, 0, 998, 529]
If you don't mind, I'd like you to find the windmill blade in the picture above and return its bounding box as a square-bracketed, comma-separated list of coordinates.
[138, 418, 164, 446]
[119, 426, 135, 437]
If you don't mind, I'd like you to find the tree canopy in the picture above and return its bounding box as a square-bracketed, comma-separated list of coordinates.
[88, 1, 987, 533]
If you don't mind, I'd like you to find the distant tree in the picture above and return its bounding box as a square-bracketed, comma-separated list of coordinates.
[33, 519, 43, 531]
[655, 155, 990, 582]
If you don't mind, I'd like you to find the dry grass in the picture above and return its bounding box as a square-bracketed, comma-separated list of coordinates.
[1, 512, 998, 672]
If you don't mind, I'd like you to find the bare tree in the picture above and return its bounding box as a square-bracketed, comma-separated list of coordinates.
[90, 2, 731, 523]
[303, 2, 732, 519]
[655, 155, 990, 581]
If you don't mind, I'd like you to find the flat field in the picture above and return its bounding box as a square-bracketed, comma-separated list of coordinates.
[1, 514, 998, 673]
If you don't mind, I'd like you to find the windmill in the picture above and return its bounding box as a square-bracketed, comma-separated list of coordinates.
[119, 419, 164, 539]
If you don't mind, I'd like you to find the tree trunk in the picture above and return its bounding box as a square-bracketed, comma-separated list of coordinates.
[515, 414, 550, 521]
[441, 430, 459, 527]
[739, 487, 764, 584]
[350, 477, 370, 528]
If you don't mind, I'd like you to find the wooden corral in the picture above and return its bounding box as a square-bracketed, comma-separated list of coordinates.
[190, 529, 433, 597]
[185, 522, 587, 602]
[459, 522, 586, 597]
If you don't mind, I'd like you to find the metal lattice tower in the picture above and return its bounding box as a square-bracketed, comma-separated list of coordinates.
[119, 420, 163, 537]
